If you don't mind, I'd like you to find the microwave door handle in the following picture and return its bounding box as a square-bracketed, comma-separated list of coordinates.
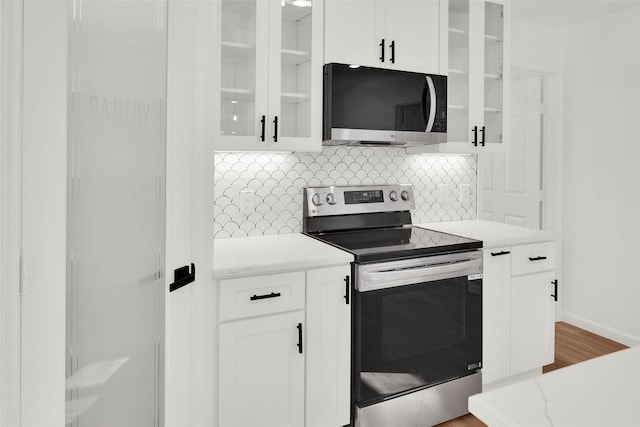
[425, 76, 437, 132]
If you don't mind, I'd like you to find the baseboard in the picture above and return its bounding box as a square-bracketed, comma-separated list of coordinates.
[562, 311, 640, 347]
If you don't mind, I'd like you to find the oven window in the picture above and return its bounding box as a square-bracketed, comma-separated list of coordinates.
[357, 276, 482, 406]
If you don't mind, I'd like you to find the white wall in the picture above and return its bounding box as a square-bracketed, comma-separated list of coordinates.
[510, 18, 564, 70]
[562, 6, 640, 345]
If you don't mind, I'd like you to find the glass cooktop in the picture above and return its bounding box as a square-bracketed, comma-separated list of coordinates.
[308, 226, 482, 263]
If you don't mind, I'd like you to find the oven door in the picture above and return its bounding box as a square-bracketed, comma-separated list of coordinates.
[355, 251, 482, 407]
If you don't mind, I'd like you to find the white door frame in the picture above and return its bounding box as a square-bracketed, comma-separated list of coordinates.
[479, 62, 564, 319]
[1, 1, 24, 425]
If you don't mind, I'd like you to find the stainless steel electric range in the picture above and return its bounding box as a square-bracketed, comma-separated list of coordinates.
[303, 184, 483, 427]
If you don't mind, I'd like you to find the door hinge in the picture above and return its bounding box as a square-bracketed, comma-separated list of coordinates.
[20, 253, 29, 296]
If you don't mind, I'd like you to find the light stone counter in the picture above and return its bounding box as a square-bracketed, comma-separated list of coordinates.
[213, 233, 353, 279]
[416, 219, 558, 249]
[468, 345, 640, 426]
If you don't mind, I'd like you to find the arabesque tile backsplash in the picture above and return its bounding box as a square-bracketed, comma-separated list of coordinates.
[214, 147, 477, 238]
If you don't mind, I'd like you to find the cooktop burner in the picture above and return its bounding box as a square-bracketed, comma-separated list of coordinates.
[311, 225, 481, 263]
[302, 185, 482, 263]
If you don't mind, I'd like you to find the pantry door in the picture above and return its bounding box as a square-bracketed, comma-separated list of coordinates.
[479, 74, 544, 228]
[17, 1, 213, 426]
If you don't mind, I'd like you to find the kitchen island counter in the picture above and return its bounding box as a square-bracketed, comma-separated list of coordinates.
[469, 345, 640, 426]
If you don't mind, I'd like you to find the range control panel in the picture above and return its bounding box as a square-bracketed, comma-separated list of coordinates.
[303, 184, 415, 217]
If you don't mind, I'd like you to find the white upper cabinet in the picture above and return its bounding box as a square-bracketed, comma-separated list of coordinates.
[214, 0, 323, 152]
[408, 0, 510, 154]
[324, 0, 443, 74]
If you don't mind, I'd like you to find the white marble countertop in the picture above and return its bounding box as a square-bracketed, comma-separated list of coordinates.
[469, 345, 640, 426]
[213, 233, 353, 279]
[416, 219, 558, 249]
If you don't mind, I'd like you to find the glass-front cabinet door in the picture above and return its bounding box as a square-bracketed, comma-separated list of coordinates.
[447, 0, 472, 145]
[483, 0, 509, 149]
[219, 0, 268, 148]
[408, 0, 510, 155]
[216, 0, 322, 152]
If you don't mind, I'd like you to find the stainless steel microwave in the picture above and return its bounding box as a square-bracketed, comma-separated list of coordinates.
[323, 63, 447, 147]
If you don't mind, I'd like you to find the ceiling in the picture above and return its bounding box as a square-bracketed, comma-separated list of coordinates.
[511, 0, 640, 27]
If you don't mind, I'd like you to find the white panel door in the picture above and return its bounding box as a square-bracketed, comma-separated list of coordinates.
[510, 271, 555, 375]
[481, 249, 511, 385]
[479, 75, 543, 227]
[219, 311, 305, 427]
[306, 265, 351, 427]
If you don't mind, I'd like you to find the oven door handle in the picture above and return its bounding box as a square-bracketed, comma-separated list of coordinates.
[359, 259, 481, 292]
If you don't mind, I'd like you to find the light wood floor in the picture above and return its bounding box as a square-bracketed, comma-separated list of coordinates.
[435, 322, 629, 427]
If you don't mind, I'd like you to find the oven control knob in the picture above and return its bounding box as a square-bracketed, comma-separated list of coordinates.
[311, 193, 323, 206]
[326, 193, 337, 205]
[389, 191, 399, 201]
[401, 190, 410, 201]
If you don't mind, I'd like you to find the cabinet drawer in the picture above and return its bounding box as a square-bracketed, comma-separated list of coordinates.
[219, 271, 305, 321]
[511, 241, 556, 276]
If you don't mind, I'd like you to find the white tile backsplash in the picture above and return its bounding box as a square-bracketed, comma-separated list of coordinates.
[214, 147, 477, 238]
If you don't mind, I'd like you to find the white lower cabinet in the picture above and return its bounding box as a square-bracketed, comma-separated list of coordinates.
[510, 271, 555, 375]
[482, 248, 512, 384]
[482, 241, 556, 387]
[306, 266, 351, 427]
[217, 264, 351, 427]
[219, 311, 306, 427]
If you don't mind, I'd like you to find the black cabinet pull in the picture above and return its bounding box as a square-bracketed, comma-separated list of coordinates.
[344, 275, 350, 305]
[250, 292, 281, 301]
[491, 250, 511, 257]
[390, 40, 395, 63]
[379, 39, 385, 62]
[480, 126, 486, 146]
[529, 256, 548, 261]
[170, 263, 195, 292]
[551, 279, 558, 302]
[296, 323, 303, 354]
[260, 115, 266, 142]
[273, 116, 278, 142]
[472, 126, 478, 146]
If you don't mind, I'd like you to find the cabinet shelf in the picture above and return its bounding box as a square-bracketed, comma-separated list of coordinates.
[449, 105, 468, 113]
[449, 27, 468, 47]
[484, 73, 501, 80]
[449, 68, 468, 77]
[281, 49, 311, 65]
[282, 92, 310, 104]
[221, 88, 255, 102]
[484, 34, 501, 44]
[222, 41, 256, 62]
[484, 107, 501, 113]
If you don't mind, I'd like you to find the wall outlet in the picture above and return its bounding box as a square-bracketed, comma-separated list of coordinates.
[438, 184, 451, 205]
[239, 189, 255, 214]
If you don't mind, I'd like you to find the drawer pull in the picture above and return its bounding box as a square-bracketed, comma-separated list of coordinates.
[344, 275, 350, 305]
[297, 323, 303, 354]
[250, 292, 281, 301]
[491, 250, 511, 257]
[529, 256, 548, 261]
[551, 279, 558, 302]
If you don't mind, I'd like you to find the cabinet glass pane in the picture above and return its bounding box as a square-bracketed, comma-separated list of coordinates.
[280, 0, 313, 138]
[484, 2, 504, 145]
[448, 0, 470, 143]
[221, 0, 257, 137]
[66, 1, 166, 426]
